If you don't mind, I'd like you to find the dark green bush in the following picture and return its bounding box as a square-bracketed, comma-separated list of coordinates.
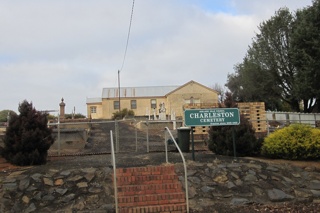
[208, 114, 262, 157]
[0, 100, 54, 166]
[0, 110, 17, 122]
[261, 124, 320, 160]
[112, 108, 134, 120]
[65, 113, 86, 119]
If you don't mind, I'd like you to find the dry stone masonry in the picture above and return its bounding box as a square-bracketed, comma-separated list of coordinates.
[0, 152, 320, 212]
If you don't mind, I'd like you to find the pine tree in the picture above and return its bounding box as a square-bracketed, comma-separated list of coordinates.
[0, 100, 54, 165]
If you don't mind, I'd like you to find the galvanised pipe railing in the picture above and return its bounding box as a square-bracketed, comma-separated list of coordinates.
[164, 127, 189, 213]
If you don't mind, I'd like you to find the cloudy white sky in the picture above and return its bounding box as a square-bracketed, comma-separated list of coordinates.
[0, 0, 313, 115]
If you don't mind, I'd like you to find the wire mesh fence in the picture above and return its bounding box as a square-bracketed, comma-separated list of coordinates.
[47, 119, 180, 156]
[1, 115, 317, 157]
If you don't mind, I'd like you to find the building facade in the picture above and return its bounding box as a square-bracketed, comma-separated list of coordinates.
[86, 80, 219, 120]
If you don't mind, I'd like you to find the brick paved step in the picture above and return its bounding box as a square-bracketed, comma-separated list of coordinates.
[118, 192, 186, 207]
[116, 173, 179, 185]
[117, 182, 183, 196]
[116, 165, 176, 177]
[115, 165, 187, 213]
[119, 203, 187, 213]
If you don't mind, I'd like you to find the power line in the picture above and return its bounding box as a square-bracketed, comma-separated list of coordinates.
[119, 0, 135, 72]
[118, 0, 135, 111]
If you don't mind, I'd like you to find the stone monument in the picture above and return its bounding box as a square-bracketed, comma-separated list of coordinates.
[59, 98, 66, 120]
[159, 102, 166, 120]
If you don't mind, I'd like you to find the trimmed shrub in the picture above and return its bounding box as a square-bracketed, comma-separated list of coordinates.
[112, 108, 134, 120]
[0, 100, 54, 166]
[208, 115, 262, 157]
[261, 124, 320, 160]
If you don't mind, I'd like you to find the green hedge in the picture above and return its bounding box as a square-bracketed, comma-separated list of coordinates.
[261, 124, 320, 160]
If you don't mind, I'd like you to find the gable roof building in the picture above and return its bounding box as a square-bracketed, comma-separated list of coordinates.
[101, 86, 179, 99]
[86, 80, 219, 119]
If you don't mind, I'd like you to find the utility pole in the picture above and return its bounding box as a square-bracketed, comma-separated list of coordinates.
[118, 70, 121, 112]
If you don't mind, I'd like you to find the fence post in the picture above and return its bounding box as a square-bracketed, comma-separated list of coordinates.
[115, 120, 119, 153]
[146, 119, 149, 153]
[58, 114, 61, 156]
[110, 130, 119, 213]
[299, 114, 301, 124]
[164, 130, 168, 163]
[135, 122, 138, 152]
[232, 126, 236, 159]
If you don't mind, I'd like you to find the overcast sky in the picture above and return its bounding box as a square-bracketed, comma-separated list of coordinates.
[0, 0, 313, 115]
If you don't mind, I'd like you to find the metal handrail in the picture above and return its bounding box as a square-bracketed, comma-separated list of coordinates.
[164, 127, 189, 213]
[110, 130, 118, 213]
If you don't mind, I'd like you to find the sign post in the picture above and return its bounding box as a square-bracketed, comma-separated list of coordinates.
[184, 108, 240, 159]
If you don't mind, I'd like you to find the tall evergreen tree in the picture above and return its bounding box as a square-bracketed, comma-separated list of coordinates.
[227, 8, 299, 111]
[226, 3, 320, 113]
[0, 100, 54, 166]
[291, 0, 320, 112]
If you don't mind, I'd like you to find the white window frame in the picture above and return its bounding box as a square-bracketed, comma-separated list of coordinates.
[90, 106, 97, 113]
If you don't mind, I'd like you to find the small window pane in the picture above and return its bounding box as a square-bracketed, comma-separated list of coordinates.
[131, 100, 137, 109]
[90, 107, 97, 113]
[190, 97, 194, 104]
[114, 101, 119, 109]
[151, 99, 157, 109]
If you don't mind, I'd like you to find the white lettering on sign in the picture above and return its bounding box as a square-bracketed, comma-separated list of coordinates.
[185, 108, 240, 126]
[200, 118, 225, 123]
[189, 112, 234, 121]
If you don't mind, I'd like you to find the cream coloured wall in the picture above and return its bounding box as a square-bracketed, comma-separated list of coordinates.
[167, 81, 218, 118]
[129, 97, 167, 118]
[98, 97, 167, 119]
[87, 103, 103, 119]
[86, 81, 219, 119]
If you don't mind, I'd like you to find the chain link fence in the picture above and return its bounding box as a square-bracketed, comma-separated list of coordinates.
[2, 114, 319, 157]
[48, 119, 182, 156]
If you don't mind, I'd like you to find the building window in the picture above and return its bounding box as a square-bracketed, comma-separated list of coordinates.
[151, 99, 157, 109]
[131, 100, 137, 109]
[185, 98, 200, 104]
[90, 106, 97, 113]
[114, 101, 119, 110]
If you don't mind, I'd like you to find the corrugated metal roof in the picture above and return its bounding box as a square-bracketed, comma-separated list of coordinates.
[86, 97, 102, 103]
[102, 86, 179, 98]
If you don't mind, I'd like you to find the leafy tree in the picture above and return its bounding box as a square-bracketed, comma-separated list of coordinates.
[227, 58, 284, 111]
[291, 0, 320, 112]
[0, 100, 54, 166]
[224, 91, 236, 108]
[212, 83, 226, 103]
[0, 110, 16, 122]
[226, 6, 320, 112]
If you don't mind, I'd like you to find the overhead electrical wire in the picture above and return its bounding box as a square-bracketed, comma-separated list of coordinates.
[119, 0, 135, 72]
[117, 0, 135, 111]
